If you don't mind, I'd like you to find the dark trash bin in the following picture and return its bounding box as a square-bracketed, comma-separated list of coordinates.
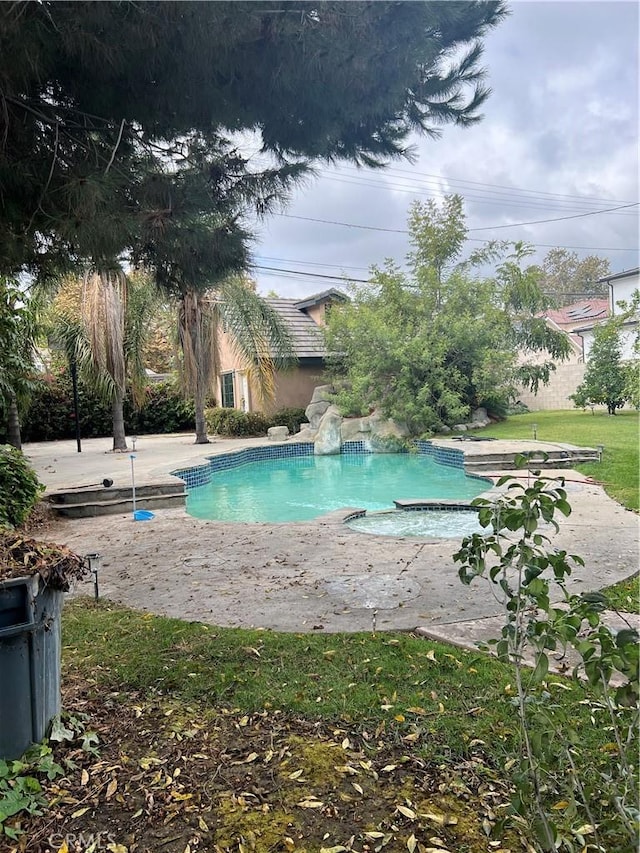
[0, 574, 64, 760]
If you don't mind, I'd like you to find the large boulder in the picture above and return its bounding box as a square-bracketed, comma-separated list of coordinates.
[295, 426, 317, 443]
[340, 416, 372, 443]
[305, 400, 331, 429]
[314, 405, 343, 455]
[469, 407, 491, 428]
[309, 385, 334, 404]
[305, 385, 335, 429]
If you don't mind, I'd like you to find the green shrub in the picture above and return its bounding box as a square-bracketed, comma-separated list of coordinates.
[127, 382, 195, 435]
[206, 407, 269, 437]
[206, 406, 307, 438]
[266, 407, 307, 434]
[18, 373, 195, 442]
[0, 445, 44, 528]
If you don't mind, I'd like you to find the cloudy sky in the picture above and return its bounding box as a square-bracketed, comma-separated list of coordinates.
[247, 0, 639, 299]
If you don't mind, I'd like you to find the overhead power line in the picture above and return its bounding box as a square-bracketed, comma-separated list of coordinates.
[273, 212, 638, 250]
[467, 202, 639, 231]
[327, 164, 637, 206]
[315, 171, 639, 216]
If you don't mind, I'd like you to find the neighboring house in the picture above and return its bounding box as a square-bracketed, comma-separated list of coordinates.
[515, 298, 610, 411]
[573, 267, 639, 362]
[216, 288, 348, 414]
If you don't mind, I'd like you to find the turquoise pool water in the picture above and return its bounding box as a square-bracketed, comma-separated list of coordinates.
[346, 509, 482, 538]
[185, 453, 487, 522]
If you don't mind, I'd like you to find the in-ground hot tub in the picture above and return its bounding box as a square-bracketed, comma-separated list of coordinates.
[344, 501, 483, 538]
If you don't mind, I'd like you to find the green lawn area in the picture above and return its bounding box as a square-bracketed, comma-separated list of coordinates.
[48, 600, 636, 852]
[475, 409, 639, 512]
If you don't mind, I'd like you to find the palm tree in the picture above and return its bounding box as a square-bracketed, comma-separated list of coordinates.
[178, 275, 296, 444]
[49, 270, 158, 450]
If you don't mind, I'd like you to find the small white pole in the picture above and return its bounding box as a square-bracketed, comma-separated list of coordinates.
[130, 454, 137, 518]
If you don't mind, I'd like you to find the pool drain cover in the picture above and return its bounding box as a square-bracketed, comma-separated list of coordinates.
[324, 574, 421, 610]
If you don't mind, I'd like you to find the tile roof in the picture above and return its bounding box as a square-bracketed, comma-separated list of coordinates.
[265, 298, 327, 359]
[542, 298, 609, 327]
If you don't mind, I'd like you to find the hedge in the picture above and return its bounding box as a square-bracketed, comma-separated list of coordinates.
[205, 406, 307, 437]
[15, 372, 195, 442]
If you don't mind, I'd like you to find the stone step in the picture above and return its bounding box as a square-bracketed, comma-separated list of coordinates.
[48, 490, 186, 519]
[465, 452, 599, 473]
[48, 482, 183, 506]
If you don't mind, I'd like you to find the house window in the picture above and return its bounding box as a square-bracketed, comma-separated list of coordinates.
[221, 372, 235, 408]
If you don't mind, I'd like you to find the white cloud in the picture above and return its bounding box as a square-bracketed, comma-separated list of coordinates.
[252, 1, 639, 298]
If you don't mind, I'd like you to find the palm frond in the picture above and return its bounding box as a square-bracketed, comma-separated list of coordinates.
[217, 277, 297, 405]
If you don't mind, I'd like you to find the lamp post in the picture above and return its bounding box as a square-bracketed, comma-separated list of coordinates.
[85, 553, 101, 601]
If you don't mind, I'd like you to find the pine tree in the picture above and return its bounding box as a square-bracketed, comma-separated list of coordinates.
[0, 1, 507, 276]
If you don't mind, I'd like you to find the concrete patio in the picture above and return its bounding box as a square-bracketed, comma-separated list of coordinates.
[23, 433, 638, 650]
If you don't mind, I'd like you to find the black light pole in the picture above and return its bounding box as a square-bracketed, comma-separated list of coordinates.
[70, 357, 82, 453]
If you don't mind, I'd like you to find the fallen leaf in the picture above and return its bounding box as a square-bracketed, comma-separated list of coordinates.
[298, 798, 325, 809]
[426, 650, 437, 662]
[407, 833, 417, 853]
[80, 769, 89, 786]
[105, 778, 118, 800]
[397, 805, 417, 819]
[71, 806, 90, 818]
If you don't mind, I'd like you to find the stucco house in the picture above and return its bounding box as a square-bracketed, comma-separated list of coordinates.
[515, 298, 609, 411]
[215, 288, 347, 414]
[517, 267, 639, 410]
[573, 267, 639, 362]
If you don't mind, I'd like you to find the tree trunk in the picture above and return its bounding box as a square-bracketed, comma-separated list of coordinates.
[112, 389, 128, 451]
[6, 392, 22, 450]
[194, 391, 210, 444]
[191, 295, 210, 445]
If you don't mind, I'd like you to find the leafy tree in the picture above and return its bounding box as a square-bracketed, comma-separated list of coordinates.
[0, 1, 507, 278]
[540, 248, 610, 306]
[572, 315, 632, 415]
[326, 198, 570, 434]
[0, 280, 41, 449]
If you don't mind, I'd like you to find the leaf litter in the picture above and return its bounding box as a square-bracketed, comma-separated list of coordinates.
[10, 675, 525, 853]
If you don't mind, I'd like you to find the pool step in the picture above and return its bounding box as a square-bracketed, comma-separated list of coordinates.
[463, 447, 600, 473]
[47, 482, 186, 518]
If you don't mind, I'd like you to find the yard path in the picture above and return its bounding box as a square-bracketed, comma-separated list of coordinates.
[38, 473, 638, 634]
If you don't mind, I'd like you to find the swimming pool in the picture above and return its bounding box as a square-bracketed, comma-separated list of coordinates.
[182, 449, 488, 522]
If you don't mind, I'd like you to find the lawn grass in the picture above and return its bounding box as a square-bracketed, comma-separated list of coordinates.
[62, 599, 619, 766]
[475, 409, 639, 512]
[57, 600, 638, 850]
[603, 572, 640, 612]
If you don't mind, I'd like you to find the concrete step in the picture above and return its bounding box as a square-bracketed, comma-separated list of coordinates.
[48, 482, 182, 506]
[47, 483, 186, 518]
[465, 451, 599, 473]
[48, 490, 186, 519]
